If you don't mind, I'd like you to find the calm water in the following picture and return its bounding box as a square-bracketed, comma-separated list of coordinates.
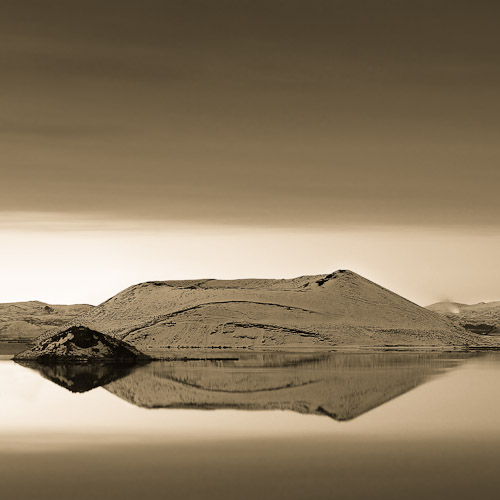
[1, 348, 500, 499]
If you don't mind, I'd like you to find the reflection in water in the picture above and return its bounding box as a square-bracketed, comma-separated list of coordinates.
[4, 352, 500, 500]
[18, 352, 468, 420]
[16, 360, 135, 392]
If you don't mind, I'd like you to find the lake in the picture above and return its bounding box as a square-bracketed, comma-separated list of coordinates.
[1, 347, 500, 499]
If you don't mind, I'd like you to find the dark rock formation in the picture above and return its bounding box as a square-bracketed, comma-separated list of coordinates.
[14, 325, 150, 363]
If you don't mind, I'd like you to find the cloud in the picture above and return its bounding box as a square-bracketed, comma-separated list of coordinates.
[0, 1, 499, 228]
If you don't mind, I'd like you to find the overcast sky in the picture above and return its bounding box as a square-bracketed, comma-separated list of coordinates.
[1, 1, 499, 304]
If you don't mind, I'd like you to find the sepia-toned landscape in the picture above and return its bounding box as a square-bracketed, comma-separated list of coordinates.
[1, 1, 500, 499]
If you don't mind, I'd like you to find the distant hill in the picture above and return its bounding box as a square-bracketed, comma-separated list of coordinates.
[427, 301, 500, 335]
[0, 301, 93, 342]
[35, 270, 495, 350]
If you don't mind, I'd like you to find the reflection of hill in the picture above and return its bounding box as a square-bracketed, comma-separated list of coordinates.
[16, 361, 134, 393]
[17, 353, 470, 420]
[104, 353, 466, 421]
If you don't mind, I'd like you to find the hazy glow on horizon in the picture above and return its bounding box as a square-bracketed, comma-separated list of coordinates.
[1, 213, 499, 306]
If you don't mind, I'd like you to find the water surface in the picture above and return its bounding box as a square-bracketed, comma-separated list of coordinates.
[1, 349, 500, 499]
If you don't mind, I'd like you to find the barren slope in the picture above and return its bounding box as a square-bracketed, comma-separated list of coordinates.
[0, 301, 93, 341]
[38, 270, 494, 350]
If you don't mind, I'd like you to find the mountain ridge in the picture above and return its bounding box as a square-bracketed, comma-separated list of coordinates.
[31, 269, 497, 351]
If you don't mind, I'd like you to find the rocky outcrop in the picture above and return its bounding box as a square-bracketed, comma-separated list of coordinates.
[14, 325, 150, 363]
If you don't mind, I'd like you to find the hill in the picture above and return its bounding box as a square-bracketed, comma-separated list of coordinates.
[36, 270, 495, 350]
[0, 301, 93, 342]
[427, 301, 500, 335]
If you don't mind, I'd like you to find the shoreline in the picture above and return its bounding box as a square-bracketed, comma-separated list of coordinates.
[3, 341, 500, 363]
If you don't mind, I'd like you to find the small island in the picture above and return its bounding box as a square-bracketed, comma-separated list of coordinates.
[14, 325, 150, 364]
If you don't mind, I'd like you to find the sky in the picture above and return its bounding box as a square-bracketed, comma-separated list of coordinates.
[1, 1, 499, 305]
